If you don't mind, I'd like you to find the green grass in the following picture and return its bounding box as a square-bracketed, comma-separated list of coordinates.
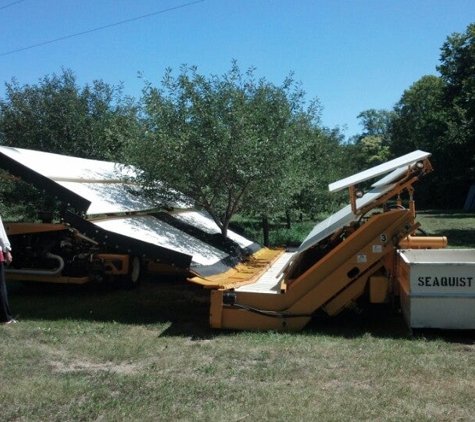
[2, 210, 475, 421]
[417, 209, 475, 248]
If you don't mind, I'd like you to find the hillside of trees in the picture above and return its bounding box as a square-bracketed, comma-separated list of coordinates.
[0, 23, 474, 226]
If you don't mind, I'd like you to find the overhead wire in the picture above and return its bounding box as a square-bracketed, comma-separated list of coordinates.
[0, 0, 204, 57]
[0, 0, 26, 11]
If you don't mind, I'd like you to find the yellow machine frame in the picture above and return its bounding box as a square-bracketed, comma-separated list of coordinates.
[207, 156, 447, 331]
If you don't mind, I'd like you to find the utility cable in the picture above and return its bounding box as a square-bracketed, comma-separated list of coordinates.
[0, 0, 26, 11]
[0, 0, 204, 57]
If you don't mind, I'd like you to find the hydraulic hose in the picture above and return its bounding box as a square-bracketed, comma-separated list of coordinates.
[230, 302, 313, 319]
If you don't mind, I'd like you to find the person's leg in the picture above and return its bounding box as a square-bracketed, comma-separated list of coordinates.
[0, 264, 13, 323]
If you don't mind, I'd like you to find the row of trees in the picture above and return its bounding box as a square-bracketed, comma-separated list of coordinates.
[351, 23, 475, 209]
[0, 23, 474, 233]
[0, 63, 351, 233]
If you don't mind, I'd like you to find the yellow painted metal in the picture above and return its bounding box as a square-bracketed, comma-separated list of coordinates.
[323, 266, 388, 315]
[189, 248, 285, 289]
[369, 274, 390, 303]
[207, 155, 443, 331]
[322, 276, 368, 316]
[5, 222, 68, 235]
[6, 273, 91, 284]
[398, 235, 447, 249]
[96, 253, 129, 276]
[210, 209, 416, 331]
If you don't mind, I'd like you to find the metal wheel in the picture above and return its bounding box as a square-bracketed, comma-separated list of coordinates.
[124, 256, 142, 289]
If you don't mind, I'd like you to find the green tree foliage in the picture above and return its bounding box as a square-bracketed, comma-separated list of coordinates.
[0, 69, 140, 219]
[436, 23, 475, 207]
[438, 23, 475, 137]
[293, 126, 348, 217]
[0, 68, 139, 161]
[389, 23, 475, 208]
[391, 75, 447, 154]
[350, 109, 393, 171]
[127, 62, 331, 236]
[390, 76, 450, 206]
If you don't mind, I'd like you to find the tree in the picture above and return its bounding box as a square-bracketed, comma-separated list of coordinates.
[292, 126, 348, 218]
[0, 69, 141, 219]
[437, 23, 475, 138]
[349, 109, 393, 171]
[387, 23, 475, 209]
[435, 23, 475, 207]
[389, 75, 451, 207]
[0, 68, 140, 161]
[390, 75, 447, 154]
[127, 62, 323, 237]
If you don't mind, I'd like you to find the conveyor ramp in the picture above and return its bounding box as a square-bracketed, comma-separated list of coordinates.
[209, 150, 434, 331]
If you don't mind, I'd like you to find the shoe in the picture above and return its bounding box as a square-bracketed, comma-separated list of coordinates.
[2, 319, 18, 324]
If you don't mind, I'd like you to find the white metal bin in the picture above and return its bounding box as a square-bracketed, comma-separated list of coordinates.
[398, 249, 475, 329]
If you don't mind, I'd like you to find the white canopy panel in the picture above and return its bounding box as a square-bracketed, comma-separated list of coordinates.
[58, 181, 154, 215]
[0, 146, 134, 182]
[0, 146, 263, 275]
[371, 166, 408, 188]
[171, 210, 255, 250]
[298, 184, 395, 253]
[92, 215, 228, 268]
[0, 146, 158, 214]
[298, 150, 431, 255]
[329, 150, 430, 193]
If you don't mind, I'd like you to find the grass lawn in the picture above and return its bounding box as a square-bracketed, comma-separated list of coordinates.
[2, 210, 475, 421]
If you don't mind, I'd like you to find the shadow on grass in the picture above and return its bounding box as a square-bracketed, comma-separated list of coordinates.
[436, 228, 475, 248]
[8, 277, 475, 343]
[418, 212, 475, 219]
[8, 276, 214, 339]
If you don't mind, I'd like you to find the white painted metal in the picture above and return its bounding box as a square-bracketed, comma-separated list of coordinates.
[0, 146, 262, 275]
[328, 150, 430, 193]
[398, 249, 475, 329]
[58, 181, 156, 215]
[297, 150, 431, 257]
[371, 166, 408, 187]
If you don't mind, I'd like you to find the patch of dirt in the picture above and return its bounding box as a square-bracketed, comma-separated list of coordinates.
[50, 359, 139, 375]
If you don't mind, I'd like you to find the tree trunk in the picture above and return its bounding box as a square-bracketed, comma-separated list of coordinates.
[262, 215, 269, 247]
[221, 221, 228, 239]
[286, 210, 291, 229]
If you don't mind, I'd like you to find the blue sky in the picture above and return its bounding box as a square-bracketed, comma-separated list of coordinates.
[1, 0, 474, 138]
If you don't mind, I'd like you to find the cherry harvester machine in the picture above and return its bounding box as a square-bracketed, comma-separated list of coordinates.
[200, 150, 475, 331]
[1, 146, 474, 332]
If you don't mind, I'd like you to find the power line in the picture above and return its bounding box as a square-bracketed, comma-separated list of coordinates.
[0, 0, 204, 57]
[0, 0, 26, 11]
